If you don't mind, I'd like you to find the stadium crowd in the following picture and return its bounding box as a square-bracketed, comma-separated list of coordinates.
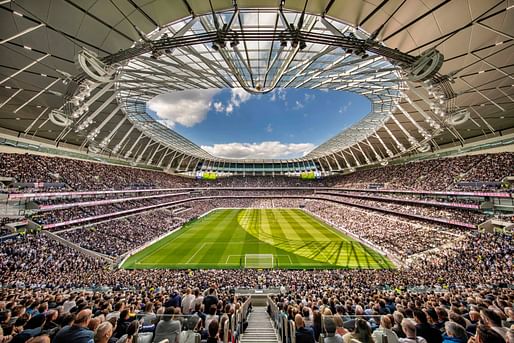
[332, 152, 514, 191]
[30, 195, 192, 226]
[2, 152, 513, 193]
[0, 229, 512, 342]
[304, 201, 463, 258]
[318, 194, 487, 225]
[0, 153, 190, 191]
[56, 210, 184, 257]
[0, 151, 513, 343]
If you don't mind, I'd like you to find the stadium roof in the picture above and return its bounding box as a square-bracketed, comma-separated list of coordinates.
[0, 0, 512, 174]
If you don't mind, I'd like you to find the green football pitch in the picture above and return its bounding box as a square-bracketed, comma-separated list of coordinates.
[121, 208, 395, 270]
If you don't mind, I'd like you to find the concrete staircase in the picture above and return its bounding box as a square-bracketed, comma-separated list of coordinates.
[240, 306, 279, 343]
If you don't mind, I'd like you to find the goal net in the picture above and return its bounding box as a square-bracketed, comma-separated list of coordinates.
[243, 254, 274, 269]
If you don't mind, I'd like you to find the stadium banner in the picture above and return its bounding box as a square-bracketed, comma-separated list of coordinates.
[300, 171, 322, 179]
[202, 172, 217, 180]
[319, 191, 481, 210]
[7, 187, 184, 200]
[300, 171, 315, 179]
[334, 188, 512, 198]
[39, 192, 190, 210]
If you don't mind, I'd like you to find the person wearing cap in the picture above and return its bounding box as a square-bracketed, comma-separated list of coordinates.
[53, 309, 93, 343]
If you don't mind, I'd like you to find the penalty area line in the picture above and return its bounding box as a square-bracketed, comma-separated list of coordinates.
[186, 243, 206, 264]
[225, 255, 241, 264]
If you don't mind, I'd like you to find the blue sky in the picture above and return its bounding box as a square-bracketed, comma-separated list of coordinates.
[147, 88, 370, 159]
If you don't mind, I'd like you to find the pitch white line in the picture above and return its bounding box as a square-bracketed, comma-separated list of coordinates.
[186, 243, 206, 264]
[225, 255, 239, 264]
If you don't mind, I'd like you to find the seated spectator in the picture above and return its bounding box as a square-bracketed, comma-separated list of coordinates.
[116, 321, 139, 343]
[373, 315, 399, 343]
[342, 318, 374, 343]
[399, 318, 427, 343]
[113, 310, 131, 339]
[11, 314, 46, 343]
[468, 324, 506, 343]
[414, 309, 442, 343]
[53, 309, 94, 343]
[323, 316, 343, 343]
[481, 309, 508, 340]
[94, 321, 113, 343]
[442, 322, 467, 343]
[153, 307, 181, 343]
[295, 314, 315, 343]
[141, 303, 156, 326]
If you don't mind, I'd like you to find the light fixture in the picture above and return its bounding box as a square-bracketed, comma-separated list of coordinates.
[150, 49, 163, 59]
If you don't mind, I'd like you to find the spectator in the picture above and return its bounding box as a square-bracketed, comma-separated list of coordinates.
[205, 319, 220, 343]
[399, 318, 428, 343]
[53, 309, 94, 343]
[414, 309, 442, 343]
[322, 316, 343, 343]
[373, 315, 399, 343]
[153, 307, 181, 343]
[94, 321, 113, 343]
[468, 324, 506, 343]
[295, 314, 315, 343]
[343, 318, 373, 343]
[481, 309, 508, 339]
[442, 322, 467, 343]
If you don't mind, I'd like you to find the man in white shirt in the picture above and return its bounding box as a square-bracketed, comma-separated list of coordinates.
[181, 288, 195, 315]
[62, 294, 76, 314]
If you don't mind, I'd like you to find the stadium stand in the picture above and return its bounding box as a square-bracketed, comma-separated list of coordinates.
[1, 0, 513, 341]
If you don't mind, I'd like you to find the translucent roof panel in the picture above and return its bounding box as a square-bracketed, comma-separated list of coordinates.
[116, 9, 405, 160]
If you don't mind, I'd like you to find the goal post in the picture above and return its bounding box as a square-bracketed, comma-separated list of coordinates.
[243, 254, 275, 269]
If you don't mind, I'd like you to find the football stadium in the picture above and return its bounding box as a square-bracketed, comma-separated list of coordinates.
[0, 1, 513, 343]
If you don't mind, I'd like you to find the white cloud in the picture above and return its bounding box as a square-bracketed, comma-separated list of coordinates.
[225, 103, 234, 114]
[201, 141, 315, 159]
[148, 89, 220, 127]
[213, 88, 253, 115]
[266, 123, 273, 133]
[230, 88, 252, 107]
[293, 100, 304, 110]
[339, 100, 352, 113]
[270, 89, 287, 102]
[213, 101, 224, 112]
[304, 93, 315, 102]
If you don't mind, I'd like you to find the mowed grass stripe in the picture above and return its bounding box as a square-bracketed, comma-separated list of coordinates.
[283, 210, 345, 265]
[281, 210, 361, 267]
[189, 210, 239, 265]
[272, 210, 333, 263]
[301, 210, 393, 268]
[298, 210, 393, 268]
[217, 210, 247, 265]
[121, 209, 394, 270]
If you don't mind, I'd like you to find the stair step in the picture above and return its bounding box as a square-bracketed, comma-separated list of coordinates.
[240, 306, 279, 343]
